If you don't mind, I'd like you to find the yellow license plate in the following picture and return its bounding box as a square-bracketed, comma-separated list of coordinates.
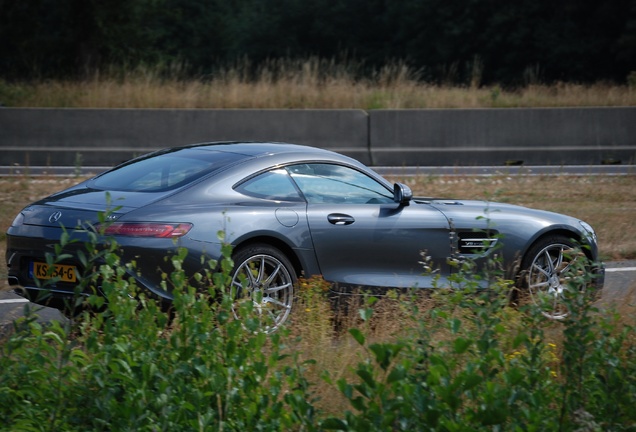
[30, 262, 77, 283]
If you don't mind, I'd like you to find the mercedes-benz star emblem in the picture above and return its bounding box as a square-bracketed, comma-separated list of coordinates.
[48, 211, 63, 223]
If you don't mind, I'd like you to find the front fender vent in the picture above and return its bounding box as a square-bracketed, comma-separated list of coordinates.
[458, 231, 499, 255]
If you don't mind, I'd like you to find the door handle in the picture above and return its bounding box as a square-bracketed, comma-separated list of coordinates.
[328, 213, 355, 225]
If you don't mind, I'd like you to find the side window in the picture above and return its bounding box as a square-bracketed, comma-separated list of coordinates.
[235, 169, 304, 202]
[286, 163, 394, 204]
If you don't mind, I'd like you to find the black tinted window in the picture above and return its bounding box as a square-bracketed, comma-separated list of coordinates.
[91, 149, 244, 192]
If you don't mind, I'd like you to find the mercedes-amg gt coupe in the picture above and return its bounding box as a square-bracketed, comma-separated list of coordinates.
[6, 142, 604, 331]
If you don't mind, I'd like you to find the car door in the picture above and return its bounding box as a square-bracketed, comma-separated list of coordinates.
[287, 163, 452, 290]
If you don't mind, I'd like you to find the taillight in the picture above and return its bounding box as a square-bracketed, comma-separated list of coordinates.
[101, 222, 193, 238]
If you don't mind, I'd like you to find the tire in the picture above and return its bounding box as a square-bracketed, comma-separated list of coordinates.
[516, 235, 591, 320]
[230, 244, 296, 332]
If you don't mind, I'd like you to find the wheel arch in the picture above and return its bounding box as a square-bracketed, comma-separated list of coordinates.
[511, 226, 589, 283]
[232, 235, 306, 279]
[522, 226, 591, 261]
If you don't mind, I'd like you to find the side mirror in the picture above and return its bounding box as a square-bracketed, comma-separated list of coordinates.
[393, 183, 413, 205]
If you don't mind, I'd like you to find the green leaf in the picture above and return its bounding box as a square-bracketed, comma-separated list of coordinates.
[512, 333, 528, 348]
[453, 337, 471, 354]
[450, 318, 462, 334]
[387, 366, 406, 384]
[359, 307, 373, 322]
[321, 418, 348, 430]
[462, 373, 483, 391]
[356, 369, 376, 390]
[349, 328, 365, 346]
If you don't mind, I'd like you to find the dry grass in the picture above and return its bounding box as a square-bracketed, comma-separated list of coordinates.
[288, 280, 440, 415]
[2, 60, 636, 109]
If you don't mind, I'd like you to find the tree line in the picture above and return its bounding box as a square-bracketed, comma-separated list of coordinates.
[2, 0, 635, 85]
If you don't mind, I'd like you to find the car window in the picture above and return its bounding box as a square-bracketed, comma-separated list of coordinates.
[286, 163, 393, 204]
[91, 149, 244, 192]
[235, 169, 304, 202]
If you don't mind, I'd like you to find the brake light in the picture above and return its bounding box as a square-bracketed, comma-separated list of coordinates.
[101, 222, 193, 238]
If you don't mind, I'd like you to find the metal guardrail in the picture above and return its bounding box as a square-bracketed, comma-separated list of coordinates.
[1, 165, 635, 178]
[2, 108, 635, 168]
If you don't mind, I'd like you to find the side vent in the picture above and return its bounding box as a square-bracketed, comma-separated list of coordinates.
[458, 231, 499, 255]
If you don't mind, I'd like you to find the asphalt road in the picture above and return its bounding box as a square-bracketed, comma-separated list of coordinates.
[1, 261, 634, 332]
[0, 291, 69, 337]
[600, 260, 636, 305]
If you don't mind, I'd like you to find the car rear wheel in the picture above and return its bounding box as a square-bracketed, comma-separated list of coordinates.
[230, 244, 296, 332]
[517, 235, 590, 320]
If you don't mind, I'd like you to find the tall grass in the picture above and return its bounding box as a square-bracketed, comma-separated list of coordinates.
[1, 59, 635, 109]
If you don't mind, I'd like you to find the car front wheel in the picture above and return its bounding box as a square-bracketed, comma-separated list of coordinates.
[230, 244, 296, 332]
[517, 235, 591, 320]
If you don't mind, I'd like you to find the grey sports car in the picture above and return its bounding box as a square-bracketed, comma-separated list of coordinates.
[6, 142, 604, 330]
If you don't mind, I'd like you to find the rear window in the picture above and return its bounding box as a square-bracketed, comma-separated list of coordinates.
[91, 148, 245, 192]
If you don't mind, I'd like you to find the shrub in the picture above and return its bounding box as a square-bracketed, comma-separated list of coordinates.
[1, 228, 634, 430]
[0, 231, 319, 431]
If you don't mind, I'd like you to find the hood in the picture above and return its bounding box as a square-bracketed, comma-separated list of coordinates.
[423, 198, 583, 234]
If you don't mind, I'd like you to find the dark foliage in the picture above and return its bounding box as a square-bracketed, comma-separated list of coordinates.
[1, 0, 635, 84]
